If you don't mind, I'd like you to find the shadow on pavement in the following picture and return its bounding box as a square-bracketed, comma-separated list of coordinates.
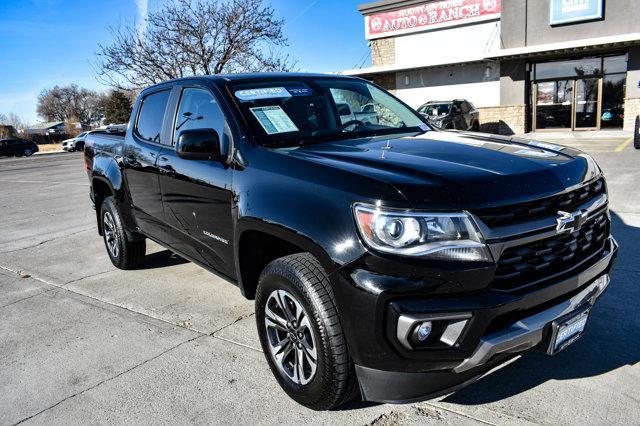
[443, 210, 640, 405]
[136, 249, 189, 270]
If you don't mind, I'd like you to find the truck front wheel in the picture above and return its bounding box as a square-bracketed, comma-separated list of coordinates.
[100, 197, 146, 269]
[255, 253, 358, 410]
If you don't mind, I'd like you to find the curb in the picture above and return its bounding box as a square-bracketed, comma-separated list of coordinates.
[34, 151, 78, 157]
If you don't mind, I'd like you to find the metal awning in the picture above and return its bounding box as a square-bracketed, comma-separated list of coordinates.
[485, 33, 640, 60]
[343, 32, 640, 77]
[341, 56, 488, 76]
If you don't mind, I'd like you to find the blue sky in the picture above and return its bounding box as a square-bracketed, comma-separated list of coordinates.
[0, 0, 368, 124]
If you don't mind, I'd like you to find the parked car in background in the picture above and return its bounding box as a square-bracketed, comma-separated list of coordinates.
[600, 108, 624, 128]
[417, 99, 479, 131]
[336, 102, 379, 125]
[62, 132, 89, 152]
[0, 138, 39, 157]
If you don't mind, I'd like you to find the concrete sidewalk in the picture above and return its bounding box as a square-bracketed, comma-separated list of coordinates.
[514, 130, 633, 152]
[1, 149, 639, 425]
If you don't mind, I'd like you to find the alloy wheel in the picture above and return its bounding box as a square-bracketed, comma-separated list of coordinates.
[103, 211, 119, 258]
[264, 289, 317, 385]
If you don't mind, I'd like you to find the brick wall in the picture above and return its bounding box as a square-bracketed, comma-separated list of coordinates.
[370, 37, 395, 67]
[476, 105, 527, 135]
[360, 72, 397, 93]
[624, 98, 640, 132]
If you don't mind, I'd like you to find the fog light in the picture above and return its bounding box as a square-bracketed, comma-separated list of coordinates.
[415, 321, 432, 342]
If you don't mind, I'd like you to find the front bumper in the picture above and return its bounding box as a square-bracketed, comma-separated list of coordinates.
[335, 237, 618, 403]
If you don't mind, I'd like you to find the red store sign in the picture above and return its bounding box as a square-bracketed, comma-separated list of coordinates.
[365, 0, 501, 39]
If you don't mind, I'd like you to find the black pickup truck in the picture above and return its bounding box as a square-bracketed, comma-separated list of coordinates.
[84, 73, 617, 410]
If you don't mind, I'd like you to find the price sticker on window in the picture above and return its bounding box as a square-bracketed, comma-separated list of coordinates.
[250, 106, 299, 134]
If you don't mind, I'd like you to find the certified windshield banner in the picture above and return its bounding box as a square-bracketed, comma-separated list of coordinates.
[365, 0, 501, 39]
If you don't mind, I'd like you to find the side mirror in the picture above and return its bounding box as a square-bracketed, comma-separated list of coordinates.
[176, 129, 223, 161]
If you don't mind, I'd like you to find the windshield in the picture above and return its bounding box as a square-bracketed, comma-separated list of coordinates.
[229, 77, 428, 146]
[419, 103, 452, 117]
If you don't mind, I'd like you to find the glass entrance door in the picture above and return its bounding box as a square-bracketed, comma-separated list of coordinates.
[574, 78, 600, 129]
[535, 80, 573, 129]
[534, 78, 602, 130]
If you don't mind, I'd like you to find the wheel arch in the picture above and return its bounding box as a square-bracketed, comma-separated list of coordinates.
[91, 154, 127, 235]
[235, 218, 338, 300]
[91, 176, 115, 235]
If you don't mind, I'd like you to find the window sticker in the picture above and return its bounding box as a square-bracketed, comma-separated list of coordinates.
[235, 87, 291, 101]
[250, 106, 299, 134]
[286, 87, 314, 97]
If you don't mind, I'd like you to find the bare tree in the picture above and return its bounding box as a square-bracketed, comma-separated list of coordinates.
[0, 112, 27, 137]
[4, 112, 28, 131]
[95, 0, 295, 90]
[37, 85, 105, 125]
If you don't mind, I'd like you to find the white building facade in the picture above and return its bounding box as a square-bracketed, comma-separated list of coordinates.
[345, 0, 640, 134]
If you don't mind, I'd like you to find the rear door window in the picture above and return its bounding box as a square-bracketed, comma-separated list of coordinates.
[135, 90, 171, 143]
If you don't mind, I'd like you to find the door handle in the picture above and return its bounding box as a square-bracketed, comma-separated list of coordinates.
[122, 154, 136, 166]
[159, 164, 176, 177]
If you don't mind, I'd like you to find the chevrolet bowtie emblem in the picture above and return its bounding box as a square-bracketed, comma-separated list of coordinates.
[556, 210, 588, 234]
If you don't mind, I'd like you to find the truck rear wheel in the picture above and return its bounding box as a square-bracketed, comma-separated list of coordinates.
[255, 253, 358, 410]
[100, 197, 146, 269]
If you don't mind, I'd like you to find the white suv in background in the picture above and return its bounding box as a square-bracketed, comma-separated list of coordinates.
[62, 132, 89, 152]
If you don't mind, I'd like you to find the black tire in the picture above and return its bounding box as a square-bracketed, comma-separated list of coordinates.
[23, 148, 33, 157]
[100, 197, 146, 269]
[255, 253, 358, 410]
[15, 151, 23, 157]
[634, 115, 640, 150]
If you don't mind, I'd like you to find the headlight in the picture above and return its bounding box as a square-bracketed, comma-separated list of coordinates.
[353, 204, 492, 261]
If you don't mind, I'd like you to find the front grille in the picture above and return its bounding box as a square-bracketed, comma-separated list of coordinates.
[475, 178, 605, 228]
[493, 212, 608, 291]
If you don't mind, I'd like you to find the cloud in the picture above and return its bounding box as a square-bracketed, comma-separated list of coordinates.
[135, 0, 148, 36]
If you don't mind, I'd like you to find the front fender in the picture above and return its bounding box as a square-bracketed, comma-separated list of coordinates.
[231, 145, 411, 293]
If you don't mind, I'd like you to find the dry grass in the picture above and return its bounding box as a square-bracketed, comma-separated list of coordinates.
[37, 143, 64, 153]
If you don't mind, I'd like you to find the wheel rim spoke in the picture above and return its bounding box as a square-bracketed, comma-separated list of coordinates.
[265, 306, 288, 331]
[264, 289, 317, 385]
[276, 290, 295, 322]
[103, 212, 118, 258]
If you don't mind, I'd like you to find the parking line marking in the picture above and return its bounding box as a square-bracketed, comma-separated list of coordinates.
[614, 137, 633, 153]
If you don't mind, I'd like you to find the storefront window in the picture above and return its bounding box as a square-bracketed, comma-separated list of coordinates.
[603, 54, 628, 74]
[535, 57, 601, 79]
[532, 54, 628, 130]
[601, 74, 626, 128]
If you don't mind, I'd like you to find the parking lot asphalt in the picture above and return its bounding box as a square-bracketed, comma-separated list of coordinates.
[1, 139, 639, 425]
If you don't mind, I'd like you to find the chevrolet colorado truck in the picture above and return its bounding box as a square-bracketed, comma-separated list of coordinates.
[84, 73, 617, 410]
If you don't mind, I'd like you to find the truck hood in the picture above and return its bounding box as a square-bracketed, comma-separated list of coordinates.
[283, 131, 601, 209]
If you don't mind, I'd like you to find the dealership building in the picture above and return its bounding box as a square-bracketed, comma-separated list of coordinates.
[344, 0, 640, 134]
